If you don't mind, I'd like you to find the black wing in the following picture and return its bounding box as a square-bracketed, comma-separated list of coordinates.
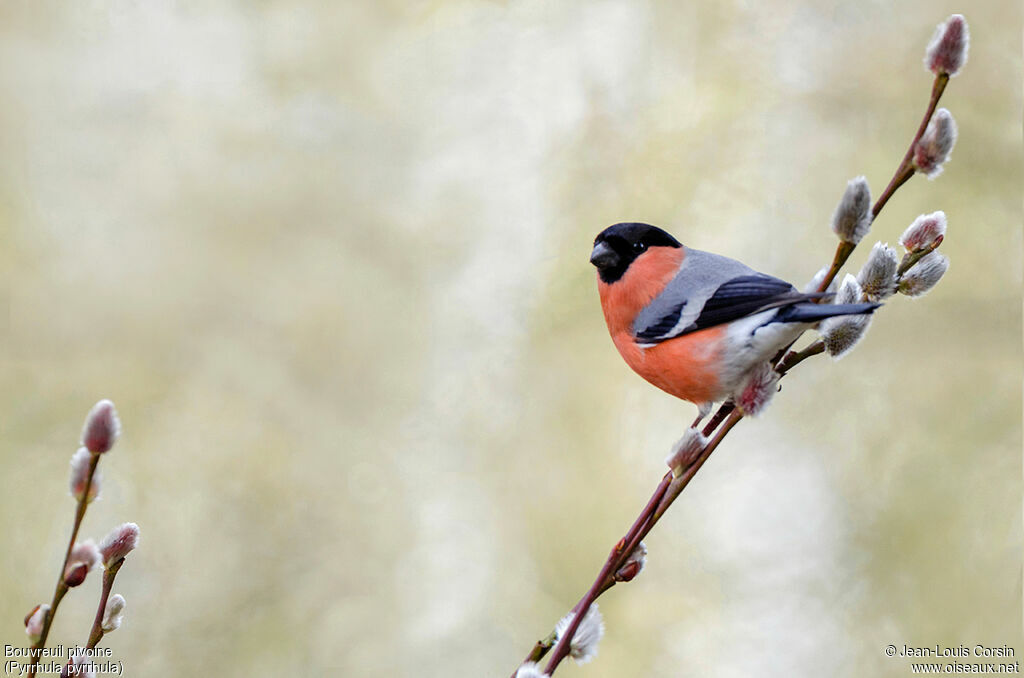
[635, 300, 687, 342]
[688, 274, 801, 331]
[636, 274, 805, 343]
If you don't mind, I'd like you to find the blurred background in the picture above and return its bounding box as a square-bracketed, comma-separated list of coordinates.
[1, 1, 1019, 676]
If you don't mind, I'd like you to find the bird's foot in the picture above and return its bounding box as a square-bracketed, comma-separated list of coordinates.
[689, 401, 713, 429]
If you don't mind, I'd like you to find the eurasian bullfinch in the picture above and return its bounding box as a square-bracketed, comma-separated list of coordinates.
[591, 222, 878, 412]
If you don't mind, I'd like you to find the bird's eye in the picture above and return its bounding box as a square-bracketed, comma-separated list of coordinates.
[632, 241, 647, 253]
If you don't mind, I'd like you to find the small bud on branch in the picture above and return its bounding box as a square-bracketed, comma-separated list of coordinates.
[900, 211, 947, 252]
[822, 318, 871, 360]
[820, 276, 872, 359]
[101, 594, 126, 632]
[63, 541, 100, 588]
[24, 604, 49, 642]
[858, 243, 900, 301]
[665, 428, 708, 477]
[99, 522, 139, 567]
[835, 273, 863, 305]
[831, 177, 872, 244]
[913, 109, 957, 179]
[925, 14, 970, 77]
[899, 251, 949, 298]
[614, 542, 648, 582]
[69, 448, 100, 503]
[81, 400, 120, 454]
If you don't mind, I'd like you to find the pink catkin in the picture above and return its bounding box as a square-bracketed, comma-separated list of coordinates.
[900, 212, 947, 251]
[69, 447, 101, 502]
[63, 541, 100, 587]
[99, 523, 139, 567]
[24, 604, 49, 640]
[736, 362, 779, 417]
[81, 400, 120, 454]
[913, 109, 957, 179]
[925, 15, 969, 77]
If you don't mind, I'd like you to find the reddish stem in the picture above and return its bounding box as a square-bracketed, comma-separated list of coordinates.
[875, 74, 949, 219]
[816, 73, 949, 295]
[27, 453, 100, 677]
[524, 473, 672, 675]
[542, 410, 744, 675]
[87, 559, 122, 649]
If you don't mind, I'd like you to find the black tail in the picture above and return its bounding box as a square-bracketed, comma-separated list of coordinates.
[775, 301, 881, 324]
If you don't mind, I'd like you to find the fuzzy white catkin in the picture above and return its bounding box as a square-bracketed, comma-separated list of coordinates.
[554, 604, 605, 665]
[900, 211, 947, 251]
[821, 275, 871, 359]
[99, 522, 140, 567]
[69, 447, 101, 503]
[25, 604, 49, 641]
[665, 427, 708, 475]
[899, 251, 949, 298]
[858, 242, 899, 301]
[101, 594, 126, 632]
[913, 109, 958, 179]
[834, 274, 862, 305]
[831, 176, 872, 244]
[515, 662, 549, 678]
[821, 315, 872, 360]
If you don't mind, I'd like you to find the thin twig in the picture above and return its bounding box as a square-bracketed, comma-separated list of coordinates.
[541, 411, 743, 676]
[533, 473, 673, 674]
[651, 411, 742, 523]
[700, 401, 735, 438]
[896, 236, 944, 277]
[874, 74, 950, 221]
[86, 560, 123, 649]
[777, 340, 826, 375]
[27, 453, 100, 677]
[520, 631, 557, 667]
[816, 73, 950, 295]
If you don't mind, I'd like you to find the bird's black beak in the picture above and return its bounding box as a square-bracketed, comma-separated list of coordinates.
[589, 241, 619, 269]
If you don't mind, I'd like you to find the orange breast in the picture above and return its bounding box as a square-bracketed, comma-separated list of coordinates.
[597, 246, 724, 403]
[609, 326, 725, 403]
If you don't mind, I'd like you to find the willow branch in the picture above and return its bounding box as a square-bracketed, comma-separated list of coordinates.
[816, 72, 950, 294]
[516, 473, 673, 675]
[27, 453, 100, 677]
[86, 560, 123, 649]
